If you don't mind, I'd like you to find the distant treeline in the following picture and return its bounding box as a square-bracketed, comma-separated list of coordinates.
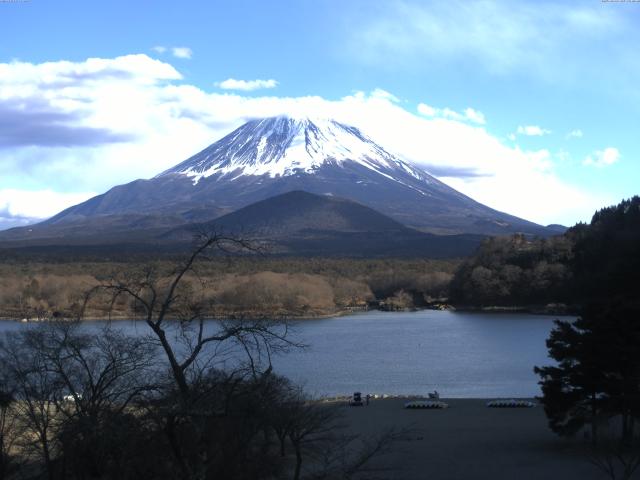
[0, 257, 459, 320]
[450, 196, 640, 310]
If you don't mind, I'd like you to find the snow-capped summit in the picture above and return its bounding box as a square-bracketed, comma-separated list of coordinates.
[158, 116, 429, 184]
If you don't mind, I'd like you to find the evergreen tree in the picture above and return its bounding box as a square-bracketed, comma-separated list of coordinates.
[534, 314, 608, 440]
[535, 302, 640, 443]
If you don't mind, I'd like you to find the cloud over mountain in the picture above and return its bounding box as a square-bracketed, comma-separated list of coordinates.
[418, 103, 486, 125]
[0, 54, 606, 227]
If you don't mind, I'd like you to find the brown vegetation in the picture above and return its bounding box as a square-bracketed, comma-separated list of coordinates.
[0, 258, 460, 320]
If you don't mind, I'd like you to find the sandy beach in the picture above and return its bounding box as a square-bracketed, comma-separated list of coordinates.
[339, 398, 604, 480]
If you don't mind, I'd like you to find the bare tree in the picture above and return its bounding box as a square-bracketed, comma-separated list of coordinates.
[32, 322, 158, 418]
[0, 388, 19, 480]
[266, 379, 411, 480]
[287, 400, 341, 480]
[0, 321, 160, 480]
[82, 233, 298, 397]
[81, 233, 301, 479]
[0, 332, 60, 480]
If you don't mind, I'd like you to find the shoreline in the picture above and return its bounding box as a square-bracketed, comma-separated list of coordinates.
[0, 309, 358, 323]
[318, 394, 539, 403]
[451, 303, 579, 316]
[0, 304, 577, 323]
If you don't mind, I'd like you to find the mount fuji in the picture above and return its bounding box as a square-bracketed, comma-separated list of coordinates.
[0, 115, 556, 250]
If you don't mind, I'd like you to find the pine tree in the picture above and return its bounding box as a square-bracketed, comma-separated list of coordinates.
[535, 302, 640, 443]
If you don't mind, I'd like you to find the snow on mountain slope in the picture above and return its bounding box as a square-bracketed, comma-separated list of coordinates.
[158, 116, 432, 186]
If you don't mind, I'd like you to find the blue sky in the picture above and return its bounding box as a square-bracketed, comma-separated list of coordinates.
[1, 0, 638, 229]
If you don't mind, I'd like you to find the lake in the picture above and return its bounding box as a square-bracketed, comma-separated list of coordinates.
[0, 310, 563, 398]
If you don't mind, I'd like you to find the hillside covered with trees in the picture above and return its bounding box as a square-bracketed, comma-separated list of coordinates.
[450, 196, 640, 311]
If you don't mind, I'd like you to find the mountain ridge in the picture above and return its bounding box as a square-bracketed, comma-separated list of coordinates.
[163, 190, 485, 258]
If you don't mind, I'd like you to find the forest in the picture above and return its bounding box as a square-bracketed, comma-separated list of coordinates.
[451, 196, 640, 311]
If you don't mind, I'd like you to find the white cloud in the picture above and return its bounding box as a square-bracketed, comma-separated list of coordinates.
[369, 88, 400, 103]
[216, 78, 278, 91]
[463, 108, 486, 125]
[348, 0, 631, 85]
[583, 147, 620, 168]
[0, 54, 607, 226]
[416, 103, 436, 117]
[0, 189, 95, 220]
[0, 54, 181, 88]
[417, 103, 486, 124]
[171, 47, 193, 59]
[516, 125, 551, 136]
[567, 129, 583, 138]
[151, 46, 192, 59]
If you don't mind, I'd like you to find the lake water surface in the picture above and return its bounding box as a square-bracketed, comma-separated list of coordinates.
[0, 310, 563, 398]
